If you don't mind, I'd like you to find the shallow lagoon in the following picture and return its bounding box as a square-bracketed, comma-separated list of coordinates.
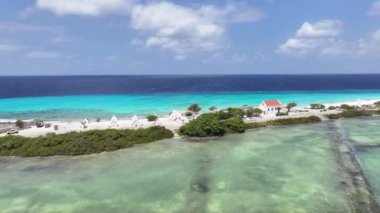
[340, 118, 380, 202]
[0, 123, 352, 212]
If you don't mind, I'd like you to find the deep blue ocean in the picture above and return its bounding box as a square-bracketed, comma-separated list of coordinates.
[1, 75, 380, 98]
[1, 75, 380, 120]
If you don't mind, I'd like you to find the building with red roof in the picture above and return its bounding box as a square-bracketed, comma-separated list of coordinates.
[260, 99, 283, 116]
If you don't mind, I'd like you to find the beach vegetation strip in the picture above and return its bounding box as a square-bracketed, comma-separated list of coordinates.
[325, 109, 380, 119]
[179, 111, 322, 138]
[0, 126, 174, 157]
[245, 116, 322, 129]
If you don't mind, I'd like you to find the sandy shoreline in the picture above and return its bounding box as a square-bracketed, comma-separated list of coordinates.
[1, 99, 379, 138]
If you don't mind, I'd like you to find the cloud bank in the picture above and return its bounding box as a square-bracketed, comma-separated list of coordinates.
[34, 0, 264, 58]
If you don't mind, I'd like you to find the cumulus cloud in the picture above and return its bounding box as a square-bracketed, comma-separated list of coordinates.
[368, 0, 380, 16]
[36, 0, 137, 16]
[278, 19, 344, 55]
[34, 0, 264, 58]
[131, 2, 224, 56]
[295, 19, 343, 38]
[130, 1, 263, 58]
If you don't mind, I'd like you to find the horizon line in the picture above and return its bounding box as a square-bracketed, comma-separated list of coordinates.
[1, 73, 380, 77]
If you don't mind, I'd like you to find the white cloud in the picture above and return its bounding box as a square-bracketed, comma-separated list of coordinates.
[34, 0, 264, 58]
[26, 51, 61, 59]
[130, 2, 225, 57]
[278, 19, 344, 55]
[36, 0, 137, 16]
[295, 19, 343, 38]
[368, 0, 380, 16]
[130, 1, 263, 58]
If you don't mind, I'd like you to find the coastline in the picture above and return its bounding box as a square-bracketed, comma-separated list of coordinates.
[1, 98, 378, 138]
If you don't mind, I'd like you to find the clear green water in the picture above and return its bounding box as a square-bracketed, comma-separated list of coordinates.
[0, 124, 350, 212]
[1, 90, 380, 120]
[341, 117, 380, 145]
[341, 118, 380, 201]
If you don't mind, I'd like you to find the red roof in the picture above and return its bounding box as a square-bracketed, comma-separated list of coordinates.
[263, 100, 281, 106]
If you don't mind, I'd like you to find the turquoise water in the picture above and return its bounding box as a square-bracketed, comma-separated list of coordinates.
[0, 124, 350, 212]
[340, 118, 380, 202]
[1, 90, 380, 120]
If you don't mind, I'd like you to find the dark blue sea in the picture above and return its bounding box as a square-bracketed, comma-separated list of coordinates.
[1, 75, 380, 120]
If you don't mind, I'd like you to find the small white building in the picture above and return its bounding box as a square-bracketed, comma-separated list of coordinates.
[260, 100, 283, 116]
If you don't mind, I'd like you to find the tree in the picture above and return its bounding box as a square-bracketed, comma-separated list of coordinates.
[276, 107, 282, 115]
[246, 108, 262, 117]
[223, 117, 245, 133]
[188, 104, 201, 114]
[286, 102, 297, 113]
[227, 108, 245, 118]
[209, 106, 217, 111]
[147, 115, 158, 122]
[179, 113, 225, 137]
[15, 120, 24, 129]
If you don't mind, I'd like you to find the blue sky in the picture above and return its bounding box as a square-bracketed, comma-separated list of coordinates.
[0, 0, 380, 75]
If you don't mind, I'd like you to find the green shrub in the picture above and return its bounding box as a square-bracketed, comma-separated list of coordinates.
[310, 104, 325, 109]
[328, 106, 337, 110]
[374, 101, 380, 108]
[0, 126, 173, 157]
[276, 112, 288, 116]
[340, 104, 355, 110]
[245, 116, 321, 130]
[326, 110, 374, 119]
[185, 111, 193, 117]
[15, 120, 24, 128]
[147, 115, 158, 122]
[179, 113, 225, 137]
[216, 108, 245, 120]
[246, 108, 262, 117]
[223, 117, 245, 133]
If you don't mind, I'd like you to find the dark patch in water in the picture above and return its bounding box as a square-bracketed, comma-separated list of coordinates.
[190, 177, 210, 193]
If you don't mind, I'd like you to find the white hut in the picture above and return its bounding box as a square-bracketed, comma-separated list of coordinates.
[81, 118, 90, 129]
[131, 115, 140, 127]
[110, 115, 118, 128]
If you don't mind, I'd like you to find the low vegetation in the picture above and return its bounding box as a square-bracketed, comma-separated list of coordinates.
[310, 104, 326, 109]
[245, 116, 322, 129]
[179, 112, 322, 138]
[340, 104, 356, 110]
[147, 115, 158, 122]
[15, 120, 24, 128]
[0, 126, 174, 157]
[325, 109, 380, 119]
[179, 111, 247, 137]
